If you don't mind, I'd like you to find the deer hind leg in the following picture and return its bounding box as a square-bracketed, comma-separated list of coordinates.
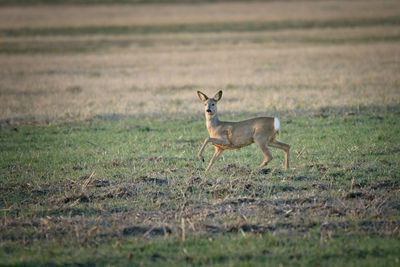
[205, 147, 223, 172]
[254, 137, 273, 168]
[268, 139, 290, 170]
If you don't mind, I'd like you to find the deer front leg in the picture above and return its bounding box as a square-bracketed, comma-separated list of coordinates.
[205, 147, 223, 172]
[198, 137, 210, 162]
[198, 137, 230, 162]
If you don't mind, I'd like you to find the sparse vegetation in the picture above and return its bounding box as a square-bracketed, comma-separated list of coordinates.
[0, 0, 399, 265]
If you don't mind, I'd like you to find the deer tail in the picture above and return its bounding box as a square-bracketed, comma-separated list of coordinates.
[274, 117, 280, 135]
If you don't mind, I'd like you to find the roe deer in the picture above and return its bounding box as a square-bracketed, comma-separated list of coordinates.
[197, 90, 290, 172]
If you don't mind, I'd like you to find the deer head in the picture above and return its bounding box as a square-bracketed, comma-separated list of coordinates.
[197, 90, 223, 116]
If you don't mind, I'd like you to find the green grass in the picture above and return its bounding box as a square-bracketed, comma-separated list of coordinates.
[1, 111, 399, 265]
[2, 235, 400, 266]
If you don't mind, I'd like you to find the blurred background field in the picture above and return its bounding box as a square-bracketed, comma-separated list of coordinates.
[0, 0, 399, 124]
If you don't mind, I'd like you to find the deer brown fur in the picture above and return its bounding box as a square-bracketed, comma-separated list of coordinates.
[197, 90, 290, 172]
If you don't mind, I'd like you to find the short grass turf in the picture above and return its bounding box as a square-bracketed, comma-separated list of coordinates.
[0, 112, 399, 266]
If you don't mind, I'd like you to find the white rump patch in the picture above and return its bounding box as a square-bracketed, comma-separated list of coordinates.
[274, 117, 280, 132]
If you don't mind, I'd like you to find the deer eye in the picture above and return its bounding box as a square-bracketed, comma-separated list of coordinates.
[212, 104, 215, 106]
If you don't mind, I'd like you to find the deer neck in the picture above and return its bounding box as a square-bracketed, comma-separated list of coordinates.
[206, 113, 220, 133]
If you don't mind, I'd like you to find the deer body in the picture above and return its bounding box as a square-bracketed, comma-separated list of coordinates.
[197, 90, 290, 172]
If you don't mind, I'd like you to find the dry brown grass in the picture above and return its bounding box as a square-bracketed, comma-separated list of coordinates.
[0, 0, 399, 124]
[1, 43, 399, 123]
[1, 0, 399, 29]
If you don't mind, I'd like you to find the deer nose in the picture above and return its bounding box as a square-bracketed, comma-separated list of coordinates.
[206, 109, 211, 113]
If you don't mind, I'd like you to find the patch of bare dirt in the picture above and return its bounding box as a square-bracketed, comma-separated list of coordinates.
[135, 176, 168, 185]
[219, 163, 253, 175]
[123, 225, 172, 237]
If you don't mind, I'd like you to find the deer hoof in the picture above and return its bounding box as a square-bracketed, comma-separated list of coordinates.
[198, 155, 204, 162]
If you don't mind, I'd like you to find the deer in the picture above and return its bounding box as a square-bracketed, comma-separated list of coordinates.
[197, 90, 290, 172]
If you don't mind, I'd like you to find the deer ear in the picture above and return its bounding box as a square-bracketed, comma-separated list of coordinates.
[197, 91, 208, 102]
[213, 90, 223, 102]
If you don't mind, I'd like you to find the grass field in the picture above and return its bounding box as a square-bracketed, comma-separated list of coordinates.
[1, 0, 400, 265]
